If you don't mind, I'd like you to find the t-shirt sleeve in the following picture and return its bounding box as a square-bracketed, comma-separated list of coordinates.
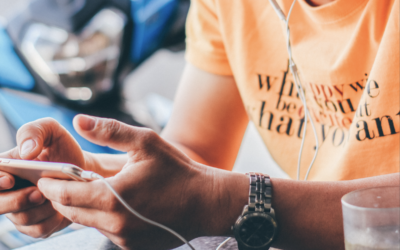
[185, 0, 233, 75]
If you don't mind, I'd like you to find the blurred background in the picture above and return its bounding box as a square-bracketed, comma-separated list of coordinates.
[0, 0, 287, 249]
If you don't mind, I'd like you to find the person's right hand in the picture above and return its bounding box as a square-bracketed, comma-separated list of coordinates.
[0, 118, 89, 238]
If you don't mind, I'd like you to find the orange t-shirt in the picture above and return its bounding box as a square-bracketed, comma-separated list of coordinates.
[185, 0, 400, 181]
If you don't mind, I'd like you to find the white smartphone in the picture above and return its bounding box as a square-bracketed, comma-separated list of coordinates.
[0, 158, 87, 185]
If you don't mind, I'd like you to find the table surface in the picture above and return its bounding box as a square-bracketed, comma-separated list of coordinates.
[16, 228, 240, 250]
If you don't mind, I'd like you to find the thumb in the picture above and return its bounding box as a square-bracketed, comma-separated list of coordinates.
[16, 118, 71, 160]
[73, 115, 155, 152]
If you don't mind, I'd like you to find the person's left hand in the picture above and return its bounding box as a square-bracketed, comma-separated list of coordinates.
[37, 115, 248, 249]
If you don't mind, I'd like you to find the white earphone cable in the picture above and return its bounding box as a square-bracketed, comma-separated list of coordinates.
[217, 0, 323, 248]
[280, 0, 320, 181]
[81, 171, 196, 250]
[217, 0, 322, 248]
[216, 237, 232, 250]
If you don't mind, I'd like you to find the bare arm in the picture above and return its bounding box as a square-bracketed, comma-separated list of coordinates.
[268, 173, 400, 249]
[158, 64, 400, 249]
[72, 64, 400, 249]
[84, 62, 249, 174]
[82, 62, 248, 174]
[161, 63, 249, 170]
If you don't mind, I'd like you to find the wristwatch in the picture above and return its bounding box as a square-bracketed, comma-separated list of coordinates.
[232, 173, 278, 250]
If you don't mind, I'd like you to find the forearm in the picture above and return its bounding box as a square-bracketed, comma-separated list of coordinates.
[206, 171, 399, 250]
[271, 173, 400, 250]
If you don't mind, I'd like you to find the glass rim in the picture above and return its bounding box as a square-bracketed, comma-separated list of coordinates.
[341, 186, 400, 211]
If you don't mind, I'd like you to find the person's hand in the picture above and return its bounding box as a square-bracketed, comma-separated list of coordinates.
[37, 115, 249, 249]
[0, 118, 96, 238]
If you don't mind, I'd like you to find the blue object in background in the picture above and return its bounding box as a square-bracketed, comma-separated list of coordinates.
[0, 27, 35, 91]
[130, 0, 178, 62]
[0, 90, 122, 154]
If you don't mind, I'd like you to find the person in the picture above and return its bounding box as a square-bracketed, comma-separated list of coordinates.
[0, 0, 399, 249]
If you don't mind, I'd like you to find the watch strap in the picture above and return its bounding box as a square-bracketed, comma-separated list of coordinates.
[246, 172, 272, 213]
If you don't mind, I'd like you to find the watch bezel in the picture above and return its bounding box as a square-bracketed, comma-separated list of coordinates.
[233, 212, 278, 249]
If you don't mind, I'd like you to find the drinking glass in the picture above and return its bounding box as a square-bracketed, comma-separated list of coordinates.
[342, 186, 400, 250]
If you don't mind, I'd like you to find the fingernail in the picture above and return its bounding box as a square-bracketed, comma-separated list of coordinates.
[20, 139, 36, 157]
[29, 190, 44, 204]
[79, 115, 96, 131]
[0, 177, 12, 189]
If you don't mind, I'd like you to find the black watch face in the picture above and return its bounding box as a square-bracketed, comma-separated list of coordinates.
[235, 213, 277, 248]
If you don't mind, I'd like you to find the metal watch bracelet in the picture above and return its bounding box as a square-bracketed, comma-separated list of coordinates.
[246, 172, 272, 213]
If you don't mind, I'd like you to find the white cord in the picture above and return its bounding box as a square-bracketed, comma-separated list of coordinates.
[81, 171, 196, 250]
[215, 237, 232, 249]
[273, 0, 320, 181]
[216, 1, 322, 248]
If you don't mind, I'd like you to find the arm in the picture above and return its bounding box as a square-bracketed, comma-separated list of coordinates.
[160, 64, 400, 249]
[161, 63, 249, 169]
[202, 172, 400, 250]
[86, 62, 249, 173]
[269, 173, 400, 249]
[136, 63, 400, 249]
[35, 115, 400, 250]
[79, 62, 248, 176]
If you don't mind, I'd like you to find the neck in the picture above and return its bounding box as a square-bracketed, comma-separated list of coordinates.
[306, 0, 336, 7]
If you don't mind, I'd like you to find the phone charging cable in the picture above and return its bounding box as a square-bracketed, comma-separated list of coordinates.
[80, 171, 196, 250]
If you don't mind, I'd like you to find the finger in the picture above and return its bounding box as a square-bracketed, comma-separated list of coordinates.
[38, 178, 111, 209]
[0, 186, 46, 214]
[0, 148, 20, 190]
[14, 212, 71, 239]
[97, 229, 128, 249]
[8, 176, 34, 191]
[0, 147, 20, 159]
[6, 200, 57, 226]
[15, 118, 77, 160]
[0, 171, 15, 190]
[16, 118, 56, 160]
[51, 202, 111, 230]
[73, 114, 159, 152]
